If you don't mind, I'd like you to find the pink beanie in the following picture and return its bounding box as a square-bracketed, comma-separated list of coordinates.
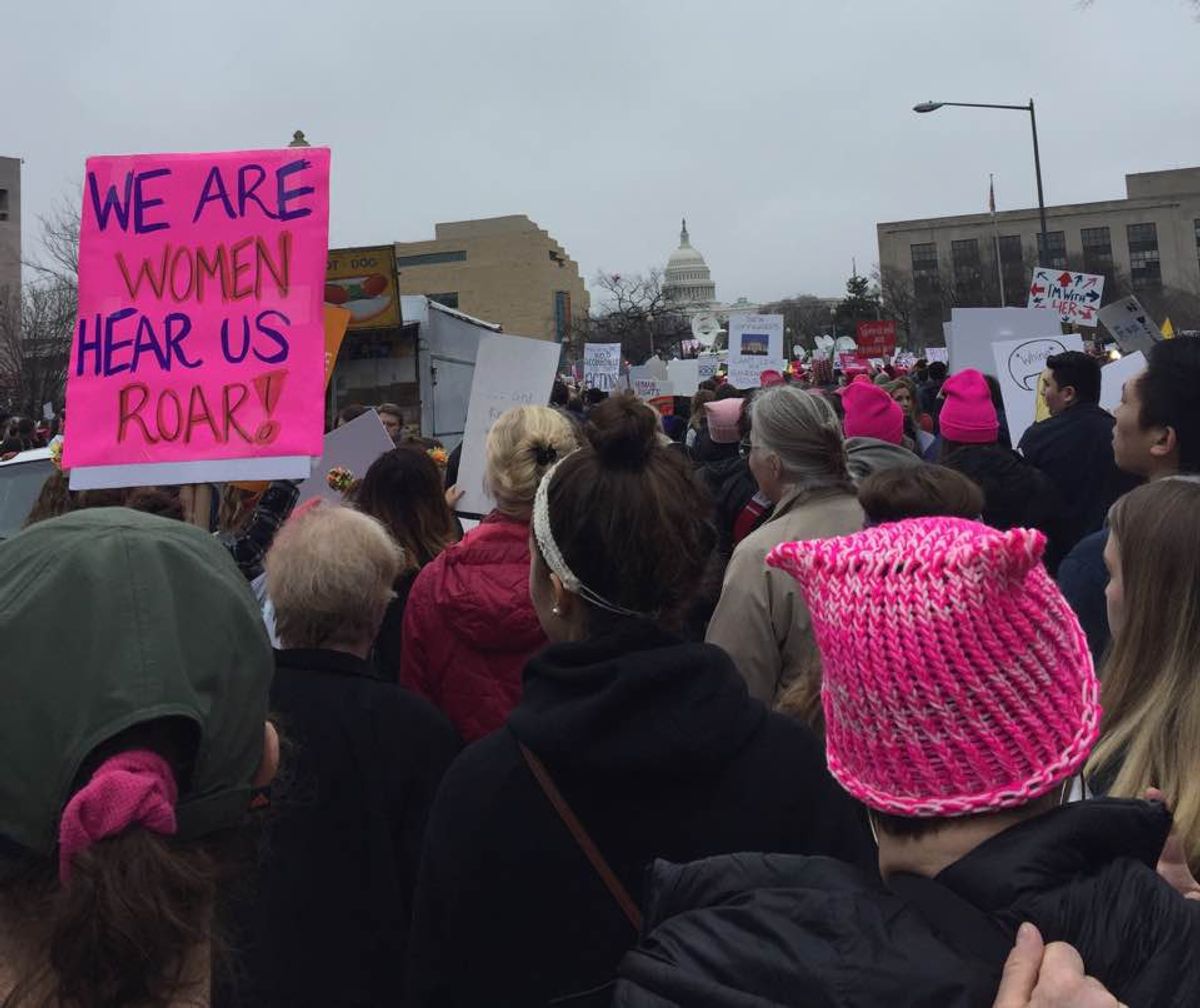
[766, 517, 1100, 818]
[759, 369, 786, 388]
[704, 398, 743, 444]
[841, 379, 904, 445]
[939, 368, 998, 444]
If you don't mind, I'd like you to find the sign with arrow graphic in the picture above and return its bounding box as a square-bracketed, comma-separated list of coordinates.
[1027, 266, 1105, 325]
[1097, 295, 1162, 355]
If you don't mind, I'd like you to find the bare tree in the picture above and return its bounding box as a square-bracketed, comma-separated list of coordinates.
[0, 280, 75, 416]
[876, 266, 918, 346]
[589, 269, 691, 364]
[758, 295, 836, 350]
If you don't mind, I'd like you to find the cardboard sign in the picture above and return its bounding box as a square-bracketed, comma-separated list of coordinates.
[1028, 267, 1105, 325]
[633, 377, 672, 401]
[1099, 351, 1147, 415]
[992, 334, 1085, 447]
[65, 148, 330, 489]
[948, 307, 1061, 378]
[727, 313, 785, 389]
[294, 408, 394, 505]
[323, 305, 351, 386]
[855, 320, 897, 358]
[455, 332, 562, 517]
[1098, 295, 1161, 355]
[837, 352, 859, 370]
[325, 245, 400, 330]
[584, 342, 622, 391]
[696, 354, 722, 383]
[926, 347, 949, 365]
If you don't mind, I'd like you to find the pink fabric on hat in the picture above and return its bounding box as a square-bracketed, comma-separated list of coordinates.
[939, 368, 998, 444]
[59, 750, 178, 882]
[704, 398, 743, 444]
[841, 379, 904, 445]
[759, 369, 785, 388]
[766, 517, 1100, 818]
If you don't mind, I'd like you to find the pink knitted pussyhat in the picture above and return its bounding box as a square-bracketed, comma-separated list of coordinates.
[841, 379, 904, 445]
[938, 368, 998, 444]
[704, 398, 743, 444]
[766, 517, 1100, 818]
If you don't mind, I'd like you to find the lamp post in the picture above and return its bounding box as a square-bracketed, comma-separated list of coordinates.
[913, 99, 1048, 261]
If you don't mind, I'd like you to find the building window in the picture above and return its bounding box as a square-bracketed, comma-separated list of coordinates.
[395, 250, 467, 268]
[1194, 218, 1200, 273]
[1080, 226, 1113, 275]
[1127, 222, 1162, 290]
[951, 238, 983, 304]
[554, 291, 572, 342]
[997, 235, 1026, 306]
[1041, 231, 1067, 269]
[428, 292, 459, 309]
[911, 242, 940, 297]
[0, 188, 7, 221]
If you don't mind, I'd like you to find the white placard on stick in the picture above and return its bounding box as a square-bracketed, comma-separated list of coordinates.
[1099, 352, 1147, 415]
[583, 343, 622, 391]
[727, 313, 785, 389]
[949, 307, 1062, 378]
[1028, 266, 1105, 325]
[295, 409, 394, 505]
[667, 358, 701, 395]
[455, 332, 562, 518]
[1098, 295, 1161, 355]
[991, 334, 1085, 448]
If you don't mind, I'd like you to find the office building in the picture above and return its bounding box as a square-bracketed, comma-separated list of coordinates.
[0, 156, 20, 306]
[877, 167, 1200, 343]
[393, 215, 589, 342]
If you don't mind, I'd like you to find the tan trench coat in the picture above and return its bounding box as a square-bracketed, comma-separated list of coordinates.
[706, 486, 864, 705]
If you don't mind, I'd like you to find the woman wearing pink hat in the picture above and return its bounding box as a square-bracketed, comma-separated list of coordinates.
[615, 517, 1200, 1006]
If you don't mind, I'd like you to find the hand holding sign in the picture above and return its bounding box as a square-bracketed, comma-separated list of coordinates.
[65, 148, 330, 489]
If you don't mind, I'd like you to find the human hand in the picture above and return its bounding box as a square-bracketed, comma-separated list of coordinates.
[1145, 787, 1200, 900]
[445, 485, 465, 510]
[993, 923, 1122, 1007]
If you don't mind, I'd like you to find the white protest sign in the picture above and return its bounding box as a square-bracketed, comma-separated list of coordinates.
[1028, 266, 1105, 325]
[455, 332, 562, 517]
[926, 347, 949, 365]
[1098, 295, 1161, 355]
[295, 409, 394, 505]
[667, 358, 701, 395]
[633, 378, 672, 400]
[696, 354, 721, 383]
[992, 334, 1085, 447]
[727, 313, 785, 389]
[949, 307, 1062, 377]
[584, 342, 622, 391]
[1100, 351, 1146, 415]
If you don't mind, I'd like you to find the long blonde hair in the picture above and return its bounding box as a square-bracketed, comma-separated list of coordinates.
[1085, 478, 1200, 869]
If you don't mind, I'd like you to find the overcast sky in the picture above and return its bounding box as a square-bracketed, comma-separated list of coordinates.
[5, 0, 1199, 306]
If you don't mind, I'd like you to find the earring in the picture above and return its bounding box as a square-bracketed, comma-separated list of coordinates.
[551, 606, 561, 617]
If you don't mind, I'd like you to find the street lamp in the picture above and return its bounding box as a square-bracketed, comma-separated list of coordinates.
[913, 99, 1048, 260]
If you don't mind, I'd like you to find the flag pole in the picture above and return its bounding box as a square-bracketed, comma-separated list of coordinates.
[990, 173, 1006, 307]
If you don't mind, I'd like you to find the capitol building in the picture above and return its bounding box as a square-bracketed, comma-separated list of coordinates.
[663, 220, 758, 321]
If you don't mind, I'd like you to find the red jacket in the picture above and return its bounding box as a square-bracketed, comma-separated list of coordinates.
[400, 513, 548, 742]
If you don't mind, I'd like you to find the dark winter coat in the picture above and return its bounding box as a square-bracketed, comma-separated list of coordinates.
[370, 567, 419, 680]
[405, 620, 874, 1008]
[614, 799, 1200, 1008]
[400, 512, 548, 741]
[1058, 527, 1111, 664]
[219, 649, 460, 1008]
[943, 444, 1070, 570]
[1019, 403, 1140, 554]
[695, 452, 758, 561]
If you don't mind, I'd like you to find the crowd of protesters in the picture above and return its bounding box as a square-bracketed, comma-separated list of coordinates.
[2, 337, 1199, 1007]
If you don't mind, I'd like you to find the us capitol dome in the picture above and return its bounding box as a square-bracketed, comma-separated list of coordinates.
[662, 219, 757, 324]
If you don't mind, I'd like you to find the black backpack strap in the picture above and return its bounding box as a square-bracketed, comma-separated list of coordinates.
[888, 872, 1013, 966]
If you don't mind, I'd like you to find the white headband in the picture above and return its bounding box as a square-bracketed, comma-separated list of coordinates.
[532, 458, 652, 620]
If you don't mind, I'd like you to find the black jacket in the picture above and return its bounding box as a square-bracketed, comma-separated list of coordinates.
[614, 800, 1200, 1008]
[696, 453, 759, 559]
[1058, 527, 1111, 663]
[405, 621, 874, 1007]
[220, 649, 460, 1007]
[943, 444, 1070, 570]
[1019, 404, 1140, 554]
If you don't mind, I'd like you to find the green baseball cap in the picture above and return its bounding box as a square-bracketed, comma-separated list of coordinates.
[0, 507, 273, 857]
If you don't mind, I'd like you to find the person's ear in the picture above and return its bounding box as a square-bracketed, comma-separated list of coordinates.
[549, 571, 577, 620]
[1150, 424, 1178, 461]
[253, 722, 280, 790]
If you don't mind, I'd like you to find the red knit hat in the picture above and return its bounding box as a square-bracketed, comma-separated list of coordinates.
[841, 379, 904, 445]
[939, 369, 998, 444]
[766, 517, 1100, 818]
[759, 369, 786, 388]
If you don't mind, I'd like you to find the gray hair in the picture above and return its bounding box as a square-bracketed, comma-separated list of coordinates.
[751, 386, 852, 490]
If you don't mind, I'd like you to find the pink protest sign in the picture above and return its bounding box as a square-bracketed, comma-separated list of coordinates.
[64, 148, 330, 486]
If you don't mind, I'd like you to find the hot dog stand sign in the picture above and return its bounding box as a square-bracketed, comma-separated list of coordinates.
[325, 245, 401, 329]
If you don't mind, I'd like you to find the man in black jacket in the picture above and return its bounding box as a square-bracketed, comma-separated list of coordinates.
[614, 518, 1200, 1008]
[1019, 351, 1139, 555]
